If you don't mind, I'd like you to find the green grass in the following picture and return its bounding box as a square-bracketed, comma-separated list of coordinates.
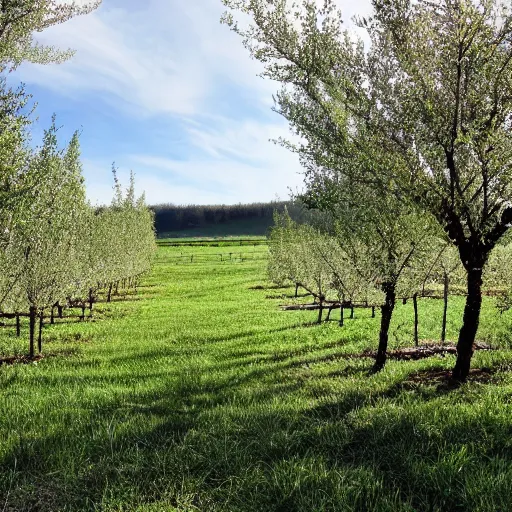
[2, 245, 512, 511]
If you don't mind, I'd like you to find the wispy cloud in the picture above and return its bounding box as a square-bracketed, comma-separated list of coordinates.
[13, 0, 370, 205]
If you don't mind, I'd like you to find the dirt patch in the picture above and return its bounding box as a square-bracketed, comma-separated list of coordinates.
[405, 367, 494, 387]
[362, 342, 492, 361]
[250, 284, 289, 290]
[0, 354, 44, 366]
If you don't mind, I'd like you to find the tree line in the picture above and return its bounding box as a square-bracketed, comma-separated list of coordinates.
[269, 208, 512, 370]
[151, 201, 307, 235]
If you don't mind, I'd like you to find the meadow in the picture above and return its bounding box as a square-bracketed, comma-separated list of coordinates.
[1, 244, 512, 511]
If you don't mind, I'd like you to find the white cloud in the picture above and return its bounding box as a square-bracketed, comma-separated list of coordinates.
[128, 114, 305, 203]
[14, 0, 372, 205]
[15, 0, 275, 118]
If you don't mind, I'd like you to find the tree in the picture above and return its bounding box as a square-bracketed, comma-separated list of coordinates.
[306, 177, 435, 369]
[223, 0, 512, 381]
[268, 211, 331, 321]
[0, 0, 101, 70]
[12, 120, 88, 355]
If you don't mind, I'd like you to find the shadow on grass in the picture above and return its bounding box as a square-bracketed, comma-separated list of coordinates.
[2, 349, 512, 512]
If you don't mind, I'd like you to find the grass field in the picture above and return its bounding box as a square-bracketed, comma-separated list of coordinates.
[2, 245, 512, 511]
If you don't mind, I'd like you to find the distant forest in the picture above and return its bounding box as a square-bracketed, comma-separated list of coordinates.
[150, 201, 306, 237]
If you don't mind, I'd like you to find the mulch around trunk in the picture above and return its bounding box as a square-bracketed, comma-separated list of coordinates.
[404, 367, 495, 388]
[362, 342, 493, 361]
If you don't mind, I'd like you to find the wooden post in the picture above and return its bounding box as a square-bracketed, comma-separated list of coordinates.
[372, 306, 375, 318]
[413, 293, 419, 347]
[38, 312, 43, 354]
[441, 272, 449, 345]
[29, 306, 36, 358]
[89, 289, 94, 316]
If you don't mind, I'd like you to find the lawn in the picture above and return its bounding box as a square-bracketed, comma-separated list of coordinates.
[1, 245, 512, 511]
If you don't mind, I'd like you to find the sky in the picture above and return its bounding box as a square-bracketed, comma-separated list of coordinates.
[11, 0, 371, 207]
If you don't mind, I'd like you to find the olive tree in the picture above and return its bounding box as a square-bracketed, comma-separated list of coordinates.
[223, 0, 512, 380]
[8, 121, 88, 355]
[268, 211, 331, 321]
[313, 181, 435, 369]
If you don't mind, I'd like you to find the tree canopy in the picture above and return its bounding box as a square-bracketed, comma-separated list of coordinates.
[0, 0, 101, 70]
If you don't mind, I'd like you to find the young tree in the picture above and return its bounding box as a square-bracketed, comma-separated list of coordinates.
[13, 121, 88, 355]
[223, 0, 512, 380]
[310, 179, 435, 369]
[269, 212, 331, 321]
[0, 80, 32, 309]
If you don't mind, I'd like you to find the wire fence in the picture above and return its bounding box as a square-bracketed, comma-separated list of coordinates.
[157, 238, 268, 248]
[163, 251, 269, 264]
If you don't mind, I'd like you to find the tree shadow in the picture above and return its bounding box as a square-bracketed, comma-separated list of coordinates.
[2, 349, 512, 511]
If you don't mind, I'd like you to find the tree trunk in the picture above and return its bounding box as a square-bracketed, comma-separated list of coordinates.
[372, 306, 375, 318]
[107, 283, 113, 303]
[16, 314, 20, 337]
[50, 306, 55, 325]
[441, 272, 449, 345]
[58, 304, 63, 319]
[38, 312, 43, 354]
[413, 293, 419, 347]
[29, 306, 36, 358]
[373, 284, 396, 372]
[81, 305, 86, 321]
[452, 266, 483, 381]
[317, 301, 323, 324]
[295, 283, 299, 297]
[326, 306, 332, 321]
[339, 305, 344, 327]
[350, 306, 354, 319]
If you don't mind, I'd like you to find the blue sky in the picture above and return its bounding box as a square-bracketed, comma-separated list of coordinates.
[11, 0, 370, 206]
